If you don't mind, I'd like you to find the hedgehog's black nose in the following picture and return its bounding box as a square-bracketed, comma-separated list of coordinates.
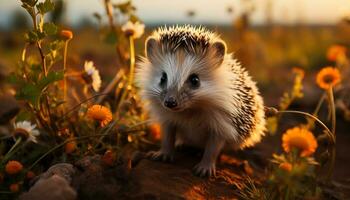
[164, 97, 177, 108]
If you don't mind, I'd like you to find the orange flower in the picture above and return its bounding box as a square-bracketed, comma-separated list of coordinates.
[282, 127, 317, 157]
[65, 139, 77, 154]
[87, 105, 112, 127]
[279, 162, 293, 172]
[26, 171, 35, 179]
[292, 67, 305, 78]
[327, 45, 346, 61]
[102, 149, 116, 166]
[9, 183, 20, 192]
[149, 123, 162, 140]
[316, 67, 341, 90]
[5, 160, 23, 175]
[60, 30, 73, 40]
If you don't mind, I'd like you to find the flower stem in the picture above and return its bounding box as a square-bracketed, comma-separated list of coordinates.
[116, 36, 135, 113]
[1, 137, 22, 165]
[306, 92, 326, 128]
[327, 87, 336, 134]
[327, 86, 337, 180]
[21, 43, 28, 62]
[127, 36, 135, 86]
[63, 40, 70, 106]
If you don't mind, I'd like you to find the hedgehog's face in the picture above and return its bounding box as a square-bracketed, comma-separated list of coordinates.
[156, 65, 201, 112]
[142, 36, 226, 112]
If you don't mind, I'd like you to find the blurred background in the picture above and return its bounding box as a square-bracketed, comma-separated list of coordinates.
[1, 0, 350, 105]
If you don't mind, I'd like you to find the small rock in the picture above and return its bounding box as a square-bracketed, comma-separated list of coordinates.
[74, 155, 101, 171]
[72, 155, 122, 200]
[39, 163, 75, 183]
[20, 175, 77, 200]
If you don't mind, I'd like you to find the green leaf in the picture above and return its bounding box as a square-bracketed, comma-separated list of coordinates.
[36, 0, 54, 15]
[16, 83, 41, 106]
[38, 71, 63, 89]
[25, 30, 45, 43]
[43, 22, 57, 35]
[25, 30, 38, 43]
[6, 73, 18, 84]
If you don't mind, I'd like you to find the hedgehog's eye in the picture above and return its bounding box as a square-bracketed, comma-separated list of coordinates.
[188, 74, 200, 88]
[160, 72, 167, 87]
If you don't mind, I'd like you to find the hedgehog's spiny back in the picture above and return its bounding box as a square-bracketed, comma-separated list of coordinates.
[151, 25, 219, 55]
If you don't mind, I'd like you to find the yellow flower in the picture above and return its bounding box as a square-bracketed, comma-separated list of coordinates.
[316, 67, 341, 90]
[5, 160, 23, 175]
[87, 105, 112, 127]
[327, 45, 346, 61]
[279, 162, 292, 172]
[282, 127, 317, 157]
[60, 30, 73, 40]
[121, 21, 145, 38]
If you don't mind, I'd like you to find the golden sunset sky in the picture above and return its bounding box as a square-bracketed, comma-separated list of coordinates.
[0, 0, 350, 27]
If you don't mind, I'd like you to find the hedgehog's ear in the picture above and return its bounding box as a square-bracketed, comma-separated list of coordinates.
[145, 37, 159, 63]
[211, 40, 226, 66]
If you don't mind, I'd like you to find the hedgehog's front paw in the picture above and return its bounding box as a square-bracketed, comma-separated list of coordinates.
[193, 161, 216, 177]
[146, 150, 174, 162]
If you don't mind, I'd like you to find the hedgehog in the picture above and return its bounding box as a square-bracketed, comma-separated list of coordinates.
[136, 25, 266, 177]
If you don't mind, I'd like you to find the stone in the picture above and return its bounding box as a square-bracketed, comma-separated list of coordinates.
[20, 175, 77, 200]
[39, 163, 75, 183]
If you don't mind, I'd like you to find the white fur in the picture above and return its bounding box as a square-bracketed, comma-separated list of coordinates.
[136, 52, 266, 150]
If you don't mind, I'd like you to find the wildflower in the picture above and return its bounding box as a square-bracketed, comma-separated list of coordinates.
[65, 138, 77, 154]
[327, 45, 346, 61]
[13, 121, 40, 143]
[316, 67, 341, 90]
[9, 183, 20, 192]
[102, 149, 116, 166]
[26, 171, 35, 179]
[87, 105, 112, 127]
[5, 160, 23, 175]
[149, 123, 161, 140]
[279, 162, 292, 172]
[292, 67, 305, 78]
[83, 61, 102, 92]
[60, 29, 73, 40]
[121, 21, 145, 38]
[282, 127, 317, 157]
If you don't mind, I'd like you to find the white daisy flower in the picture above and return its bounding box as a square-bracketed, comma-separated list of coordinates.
[121, 21, 145, 39]
[83, 61, 102, 92]
[13, 121, 40, 143]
